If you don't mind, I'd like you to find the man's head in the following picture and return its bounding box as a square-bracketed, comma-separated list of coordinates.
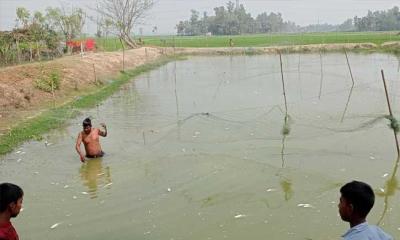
[0, 183, 23, 218]
[338, 181, 375, 222]
[82, 118, 92, 134]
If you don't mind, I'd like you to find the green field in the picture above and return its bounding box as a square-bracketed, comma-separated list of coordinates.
[96, 32, 400, 51]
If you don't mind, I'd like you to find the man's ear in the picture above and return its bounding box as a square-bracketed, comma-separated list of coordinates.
[8, 202, 16, 211]
[349, 203, 354, 213]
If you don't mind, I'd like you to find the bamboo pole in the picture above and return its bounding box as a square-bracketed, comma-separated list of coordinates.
[279, 51, 288, 117]
[174, 60, 179, 119]
[298, 53, 303, 99]
[344, 49, 355, 85]
[381, 70, 400, 156]
[318, 51, 323, 99]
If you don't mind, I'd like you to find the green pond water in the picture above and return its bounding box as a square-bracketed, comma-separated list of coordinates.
[1, 53, 400, 239]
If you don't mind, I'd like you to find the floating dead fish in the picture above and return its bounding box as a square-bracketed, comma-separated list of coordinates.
[234, 214, 246, 219]
[382, 173, 389, 178]
[167, 188, 172, 192]
[50, 223, 62, 229]
[369, 156, 376, 160]
[81, 192, 89, 195]
[97, 173, 105, 176]
[266, 188, 276, 192]
[63, 185, 69, 189]
[16, 151, 21, 154]
[297, 203, 314, 208]
[379, 188, 385, 193]
[17, 159, 22, 163]
[103, 183, 113, 188]
[72, 196, 77, 199]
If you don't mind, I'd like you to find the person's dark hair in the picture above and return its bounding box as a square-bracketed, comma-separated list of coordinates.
[0, 183, 23, 212]
[82, 118, 92, 127]
[340, 180, 374, 218]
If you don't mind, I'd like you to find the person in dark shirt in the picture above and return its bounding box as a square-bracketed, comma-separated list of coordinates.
[0, 183, 23, 240]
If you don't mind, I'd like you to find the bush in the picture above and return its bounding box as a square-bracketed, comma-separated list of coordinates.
[35, 70, 61, 92]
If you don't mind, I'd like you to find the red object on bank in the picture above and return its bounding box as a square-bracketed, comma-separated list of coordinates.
[66, 39, 96, 51]
[85, 38, 95, 50]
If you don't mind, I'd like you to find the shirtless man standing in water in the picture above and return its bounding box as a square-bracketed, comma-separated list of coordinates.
[76, 118, 107, 162]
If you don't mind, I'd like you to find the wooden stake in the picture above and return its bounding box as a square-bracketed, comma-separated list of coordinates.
[381, 70, 400, 155]
[344, 49, 355, 85]
[92, 63, 97, 84]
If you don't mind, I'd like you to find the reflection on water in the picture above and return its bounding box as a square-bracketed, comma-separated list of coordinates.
[79, 159, 112, 199]
[377, 157, 400, 225]
[280, 178, 293, 201]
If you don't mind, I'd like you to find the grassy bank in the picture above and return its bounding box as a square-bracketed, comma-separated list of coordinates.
[96, 32, 400, 51]
[0, 55, 182, 155]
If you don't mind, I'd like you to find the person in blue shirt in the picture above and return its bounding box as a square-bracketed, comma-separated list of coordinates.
[338, 181, 393, 240]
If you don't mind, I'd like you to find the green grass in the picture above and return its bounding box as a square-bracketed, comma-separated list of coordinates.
[96, 32, 400, 51]
[0, 56, 182, 155]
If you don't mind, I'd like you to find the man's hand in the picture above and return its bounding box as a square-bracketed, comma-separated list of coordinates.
[99, 123, 107, 137]
[80, 155, 86, 163]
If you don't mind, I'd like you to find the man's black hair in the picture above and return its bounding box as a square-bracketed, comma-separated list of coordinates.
[340, 180, 374, 218]
[0, 183, 23, 212]
[82, 117, 92, 127]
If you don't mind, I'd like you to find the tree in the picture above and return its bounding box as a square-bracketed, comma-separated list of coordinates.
[96, 0, 155, 48]
[46, 6, 86, 41]
[16, 7, 31, 28]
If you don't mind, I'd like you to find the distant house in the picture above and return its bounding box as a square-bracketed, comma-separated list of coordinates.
[206, 32, 212, 37]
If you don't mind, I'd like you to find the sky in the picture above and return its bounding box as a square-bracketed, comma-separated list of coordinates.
[0, 0, 399, 35]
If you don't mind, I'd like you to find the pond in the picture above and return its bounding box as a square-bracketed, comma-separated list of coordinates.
[1, 53, 400, 239]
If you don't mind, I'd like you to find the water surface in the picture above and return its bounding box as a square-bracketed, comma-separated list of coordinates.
[1, 53, 400, 239]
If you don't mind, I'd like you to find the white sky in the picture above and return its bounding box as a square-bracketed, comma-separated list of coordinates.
[0, 0, 399, 35]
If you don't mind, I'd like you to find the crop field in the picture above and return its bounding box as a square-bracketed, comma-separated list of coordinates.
[96, 31, 400, 51]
